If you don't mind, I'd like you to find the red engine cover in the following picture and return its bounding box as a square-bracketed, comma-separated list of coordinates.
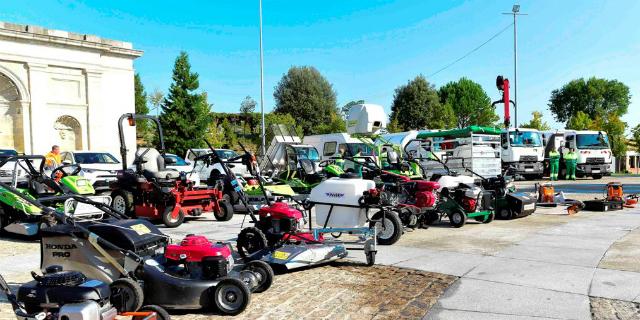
[415, 191, 436, 208]
[258, 202, 303, 220]
[414, 181, 440, 192]
[462, 198, 477, 212]
[165, 235, 231, 262]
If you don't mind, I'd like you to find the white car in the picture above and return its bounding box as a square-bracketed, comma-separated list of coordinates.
[185, 148, 250, 185]
[164, 153, 201, 186]
[0, 148, 24, 183]
[60, 151, 121, 193]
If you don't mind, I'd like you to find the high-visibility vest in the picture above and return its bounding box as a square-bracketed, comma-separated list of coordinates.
[564, 152, 577, 161]
[549, 150, 560, 160]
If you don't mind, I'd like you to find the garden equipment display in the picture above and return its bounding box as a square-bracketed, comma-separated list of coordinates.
[583, 182, 626, 211]
[535, 183, 585, 213]
[110, 113, 233, 227]
[0, 267, 169, 320]
[0, 181, 271, 316]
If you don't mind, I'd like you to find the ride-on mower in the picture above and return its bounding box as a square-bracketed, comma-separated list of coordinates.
[0, 181, 273, 316]
[110, 113, 233, 227]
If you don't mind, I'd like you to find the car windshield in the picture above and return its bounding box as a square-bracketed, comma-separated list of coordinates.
[344, 143, 374, 156]
[215, 150, 239, 160]
[74, 153, 119, 164]
[0, 149, 17, 161]
[295, 147, 320, 161]
[576, 133, 610, 149]
[166, 155, 188, 166]
[509, 131, 542, 147]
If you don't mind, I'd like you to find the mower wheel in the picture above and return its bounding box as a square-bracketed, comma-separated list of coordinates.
[366, 250, 376, 266]
[237, 227, 268, 258]
[423, 211, 440, 226]
[214, 199, 234, 221]
[498, 208, 513, 220]
[110, 278, 144, 312]
[162, 206, 185, 228]
[448, 210, 467, 228]
[245, 260, 274, 293]
[212, 277, 251, 315]
[133, 305, 171, 320]
[111, 190, 134, 216]
[481, 212, 495, 224]
[370, 211, 403, 245]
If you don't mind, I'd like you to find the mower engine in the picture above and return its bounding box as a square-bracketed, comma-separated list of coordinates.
[413, 181, 440, 208]
[257, 202, 306, 242]
[454, 186, 482, 212]
[164, 235, 233, 280]
[17, 266, 117, 320]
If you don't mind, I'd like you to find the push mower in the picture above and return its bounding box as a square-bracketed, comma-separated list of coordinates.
[0, 181, 273, 316]
[0, 267, 169, 320]
[110, 113, 233, 227]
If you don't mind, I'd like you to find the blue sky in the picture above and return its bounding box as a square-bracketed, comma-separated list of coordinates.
[2, 0, 639, 130]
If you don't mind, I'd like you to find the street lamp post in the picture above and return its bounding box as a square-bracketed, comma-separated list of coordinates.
[259, 0, 266, 156]
[503, 4, 527, 128]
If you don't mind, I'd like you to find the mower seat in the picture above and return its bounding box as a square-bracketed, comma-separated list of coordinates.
[137, 148, 180, 180]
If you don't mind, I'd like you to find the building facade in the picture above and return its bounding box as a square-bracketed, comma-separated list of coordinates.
[0, 21, 142, 159]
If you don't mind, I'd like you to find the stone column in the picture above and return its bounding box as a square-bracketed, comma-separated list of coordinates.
[17, 101, 31, 153]
[85, 69, 102, 151]
[26, 63, 49, 154]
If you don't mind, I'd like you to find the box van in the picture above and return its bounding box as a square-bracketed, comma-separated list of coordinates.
[543, 130, 612, 179]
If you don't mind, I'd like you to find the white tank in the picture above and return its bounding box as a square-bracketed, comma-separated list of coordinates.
[436, 175, 475, 191]
[346, 104, 387, 135]
[309, 177, 376, 228]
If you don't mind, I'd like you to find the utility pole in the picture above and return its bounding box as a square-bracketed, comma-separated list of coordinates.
[259, 0, 266, 155]
[503, 4, 526, 128]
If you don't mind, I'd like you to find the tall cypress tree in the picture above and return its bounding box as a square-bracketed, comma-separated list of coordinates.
[160, 52, 210, 156]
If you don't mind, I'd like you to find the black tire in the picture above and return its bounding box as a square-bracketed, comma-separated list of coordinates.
[0, 205, 8, 234]
[448, 210, 467, 228]
[161, 206, 184, 228]
[111, 190, 134, 216]
[133, 305, 171, 320]
[498, 208, 513, 220]
[481, 212, 495, 224]
[366, 250, 376, 266]
[245, 260, 274, 293]
[593, 174, 603, 179]
[423, 211, 440, 225]
[214, 199, 234, 221]
[370, 211, 403, 245]
[110, 278, 144, 312]
[236, 227, 268, 258]
[212, 277, 251, 315]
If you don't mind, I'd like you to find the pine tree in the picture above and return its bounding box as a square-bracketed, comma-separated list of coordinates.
[159, 52, 210, 156]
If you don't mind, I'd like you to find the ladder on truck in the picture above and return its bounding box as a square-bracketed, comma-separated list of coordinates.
[258, 124, 301, 172]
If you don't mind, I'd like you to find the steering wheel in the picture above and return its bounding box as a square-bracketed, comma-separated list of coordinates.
[50, 163, 82, 180]
[318, 159, 335, 168]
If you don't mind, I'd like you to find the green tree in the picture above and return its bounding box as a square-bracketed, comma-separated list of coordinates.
[632, 124, 640, 152]
[593, 114, 627, 158]
[438, 77, 498, 128]
[134, 73, 153, 143]
[521, 111, 551, 131]
[341, 99, 365, 118]
[387, 117, 402, 133]
[566, 111, 593, 130]
[220, 118, 238, 148]
[315, 113, 347, 134]
[160, 52, 210, 156]
[148, 89, 164, 116]
[239, 96, 257, 135]
[205, 118, 224, 148]
[390, 75, 455, 130]
[548, 77, 631, 123]
[273, 66, 339, 135]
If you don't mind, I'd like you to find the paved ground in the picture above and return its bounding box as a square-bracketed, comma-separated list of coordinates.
[3, 199, 640, 319]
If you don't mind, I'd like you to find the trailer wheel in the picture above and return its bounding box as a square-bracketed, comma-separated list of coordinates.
[162, 206, 185, 228]
[214, 199, 234, 221]
[370, 211, 403, 245]
[448, 210, 467, 228]
[237, 227, 268, 258]
[245, 260, 274, 293]
[110, 278, 144, 312]
[213, 277, 251, 315]
[365, 250, 376, 266]
[498, 208, 513, 220]
[111, 190, 134, 216]
[133, 305, 170, 320]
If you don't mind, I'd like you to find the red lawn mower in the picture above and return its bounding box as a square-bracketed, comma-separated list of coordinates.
[110, 114, 233, 227]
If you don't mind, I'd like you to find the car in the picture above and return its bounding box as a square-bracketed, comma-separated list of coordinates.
[185, 148, 250, 185]
[60, 151, 121, 193]
[164, 153, 201, 186]
[0, 148, 26, 183]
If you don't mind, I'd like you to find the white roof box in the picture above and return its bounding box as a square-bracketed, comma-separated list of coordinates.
[346, 104, 387, 135]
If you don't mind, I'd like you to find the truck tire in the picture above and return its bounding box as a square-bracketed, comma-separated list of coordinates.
[593, 174, 603, 179]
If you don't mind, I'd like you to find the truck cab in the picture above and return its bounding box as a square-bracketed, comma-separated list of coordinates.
[500, 128, 544, 179]
[543, 130, 612, 179]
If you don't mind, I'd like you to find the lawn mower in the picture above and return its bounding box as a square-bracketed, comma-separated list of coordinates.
[110, 113, 233, 227]
[0, 155, 110, 236]
[0, 181, 272, 316]
[0, 267, 169, 320]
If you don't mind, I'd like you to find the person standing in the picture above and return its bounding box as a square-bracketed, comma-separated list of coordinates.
[548, 148, 560, 181]
[44, 145, 62, 169]
[564, 148, 578, 180]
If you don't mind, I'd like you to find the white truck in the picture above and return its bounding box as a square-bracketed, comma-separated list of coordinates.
[500, 128, 545, 179]
[543, 130, 612, 179]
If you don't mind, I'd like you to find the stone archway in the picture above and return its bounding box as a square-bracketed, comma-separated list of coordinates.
[54, 115, 82, 151]
[0, 73, 23, 151]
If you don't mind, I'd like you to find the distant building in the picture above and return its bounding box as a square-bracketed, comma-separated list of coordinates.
[0, 21, 142, 158]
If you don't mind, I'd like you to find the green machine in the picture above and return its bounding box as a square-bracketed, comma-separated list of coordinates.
[0, 155, 109, 236]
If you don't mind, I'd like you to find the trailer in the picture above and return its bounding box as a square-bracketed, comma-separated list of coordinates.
[543, 130, 612, 179]
[500, 128, 545, 179]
